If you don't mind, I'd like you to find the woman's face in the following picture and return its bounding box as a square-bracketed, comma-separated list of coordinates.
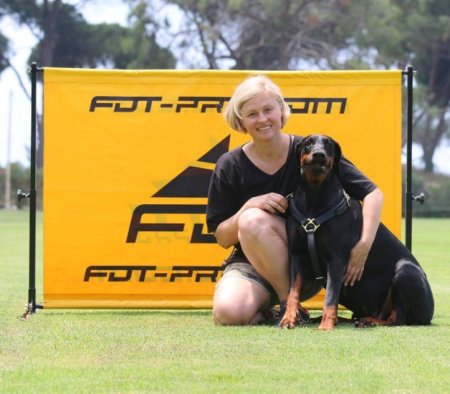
[240, 93, 283, 141]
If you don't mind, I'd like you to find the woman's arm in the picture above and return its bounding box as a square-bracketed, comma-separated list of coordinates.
[343, 187, 384, 286]
[213, 209, 241, 249]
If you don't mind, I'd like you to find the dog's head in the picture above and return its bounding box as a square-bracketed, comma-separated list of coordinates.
[297, 134, 342, 179]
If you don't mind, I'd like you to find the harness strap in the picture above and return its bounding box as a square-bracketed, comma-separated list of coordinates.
[307, 232, 324, 282]
[287, 191, 351, 284]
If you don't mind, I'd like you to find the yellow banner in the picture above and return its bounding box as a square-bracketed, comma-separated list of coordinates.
[43, 68, 402, 309]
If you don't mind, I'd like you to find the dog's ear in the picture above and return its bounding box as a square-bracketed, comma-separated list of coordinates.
[329, 136, 342, 164]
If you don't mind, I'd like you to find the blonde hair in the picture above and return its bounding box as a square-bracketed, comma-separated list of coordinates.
[224, 75, 291, 133]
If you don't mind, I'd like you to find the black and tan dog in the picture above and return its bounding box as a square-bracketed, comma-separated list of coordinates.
[279, 134, 434, 330]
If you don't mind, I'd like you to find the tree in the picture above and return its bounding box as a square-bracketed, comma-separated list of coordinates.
[141, 0, 449, 172]
[0, 0, 176, 167]
[140, 0, 366, 70]
[405, 0, 449, 173]
[0, 32, 8, 72]
[23, 1, 176, 69]
[0, 5, 13, 73]
[0, 162, 36, 209]
[351, 0, 450, 172]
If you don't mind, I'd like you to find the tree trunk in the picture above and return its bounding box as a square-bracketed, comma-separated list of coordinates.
[420, 107, 449, 173]
[36, 0, 61, 168]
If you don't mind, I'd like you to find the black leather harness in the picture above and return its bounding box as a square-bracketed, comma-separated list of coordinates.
[286, 191, 351, 284]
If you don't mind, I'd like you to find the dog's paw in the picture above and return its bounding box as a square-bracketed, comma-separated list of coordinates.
[279, 318, 296, 329]
[317, 316, 337, 331]
[317, 307, 337, 330]
[278, 313, 298, 329]
[355, 316, 395, 328]
[298, 306, 310, 324]
[354, 317, 376, 328]
[278, 305, 310, 328]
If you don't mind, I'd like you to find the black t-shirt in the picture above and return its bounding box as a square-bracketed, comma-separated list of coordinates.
[206, 134, 377, 235]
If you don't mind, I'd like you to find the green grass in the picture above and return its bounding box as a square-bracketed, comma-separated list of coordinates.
[1, 210, 449, 393]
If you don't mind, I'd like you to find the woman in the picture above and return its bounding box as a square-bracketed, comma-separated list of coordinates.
[206, 75, 383, 325]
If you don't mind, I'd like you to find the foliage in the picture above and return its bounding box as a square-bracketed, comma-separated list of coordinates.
[0, 210, 449, 392]
[148, 0, 369, 70]
[0, 163, 43, 210]
[1, 162, 448, 216]
[0, 0, 176, 69]
[140, 0, 449, 172]
[353, 0, 450, 172]
[0, 1, 10, 70]
[406, 168, 450, 217]
[97, 2, 176, 69]
[0, 0, 448, 172]
[23, 1, 176, 69]
[0, 0, 176, 169]
[0, 30, 8, 71]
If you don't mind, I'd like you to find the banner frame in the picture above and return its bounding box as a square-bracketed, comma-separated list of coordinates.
[22, 65, 417, 316]
[22, 62, 43, 318]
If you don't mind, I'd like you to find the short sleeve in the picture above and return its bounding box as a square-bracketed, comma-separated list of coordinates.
[206, 154, 239, 233]
[338, 157, 377, 201]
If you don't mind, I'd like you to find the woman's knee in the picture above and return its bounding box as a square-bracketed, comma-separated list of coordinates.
[213, 300, 257, 326]
[212, 277, 269, 325]
[238, 208, 285, 241]
[238, 208, 269, 232]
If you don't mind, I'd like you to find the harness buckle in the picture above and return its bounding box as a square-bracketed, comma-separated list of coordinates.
[344, 191, 351, 207]
[302, 218, 320, 233]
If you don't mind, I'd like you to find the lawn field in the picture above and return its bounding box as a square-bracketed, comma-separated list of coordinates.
[0, 210, 449, 393]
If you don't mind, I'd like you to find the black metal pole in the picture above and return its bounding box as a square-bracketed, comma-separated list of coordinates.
[28, 62, 38, 313]
[404, 66, 414, 251]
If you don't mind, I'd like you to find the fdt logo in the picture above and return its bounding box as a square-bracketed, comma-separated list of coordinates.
[126, 135, 231, 244]
[89, 96, 347, 114]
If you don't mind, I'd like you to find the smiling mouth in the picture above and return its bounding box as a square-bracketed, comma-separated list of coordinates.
[257, 125, 271, 132]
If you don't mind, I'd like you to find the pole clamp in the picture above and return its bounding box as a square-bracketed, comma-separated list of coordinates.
[17, 189, 31, 201]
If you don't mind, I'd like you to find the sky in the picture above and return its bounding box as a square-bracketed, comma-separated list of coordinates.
[0, 0, 449, 174]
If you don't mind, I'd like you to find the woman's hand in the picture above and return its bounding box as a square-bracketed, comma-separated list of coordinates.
[344, 187, 383, 286]
[244, 193, 288, 215]
[344, 240, 370, 286]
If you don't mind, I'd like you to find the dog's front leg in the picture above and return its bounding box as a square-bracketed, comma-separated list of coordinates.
[279, 273, 302, 329]
[279, 254, 302, 329]
[318, 306, 338, 331]
[318, 260, 345, 331]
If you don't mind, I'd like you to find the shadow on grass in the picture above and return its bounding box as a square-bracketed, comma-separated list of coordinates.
[32, 309, 212, 318]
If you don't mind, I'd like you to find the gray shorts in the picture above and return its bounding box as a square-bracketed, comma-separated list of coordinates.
[216, 261, 279, 308]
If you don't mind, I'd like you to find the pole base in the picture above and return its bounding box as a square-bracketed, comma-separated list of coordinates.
[21, 303, 43, 320]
